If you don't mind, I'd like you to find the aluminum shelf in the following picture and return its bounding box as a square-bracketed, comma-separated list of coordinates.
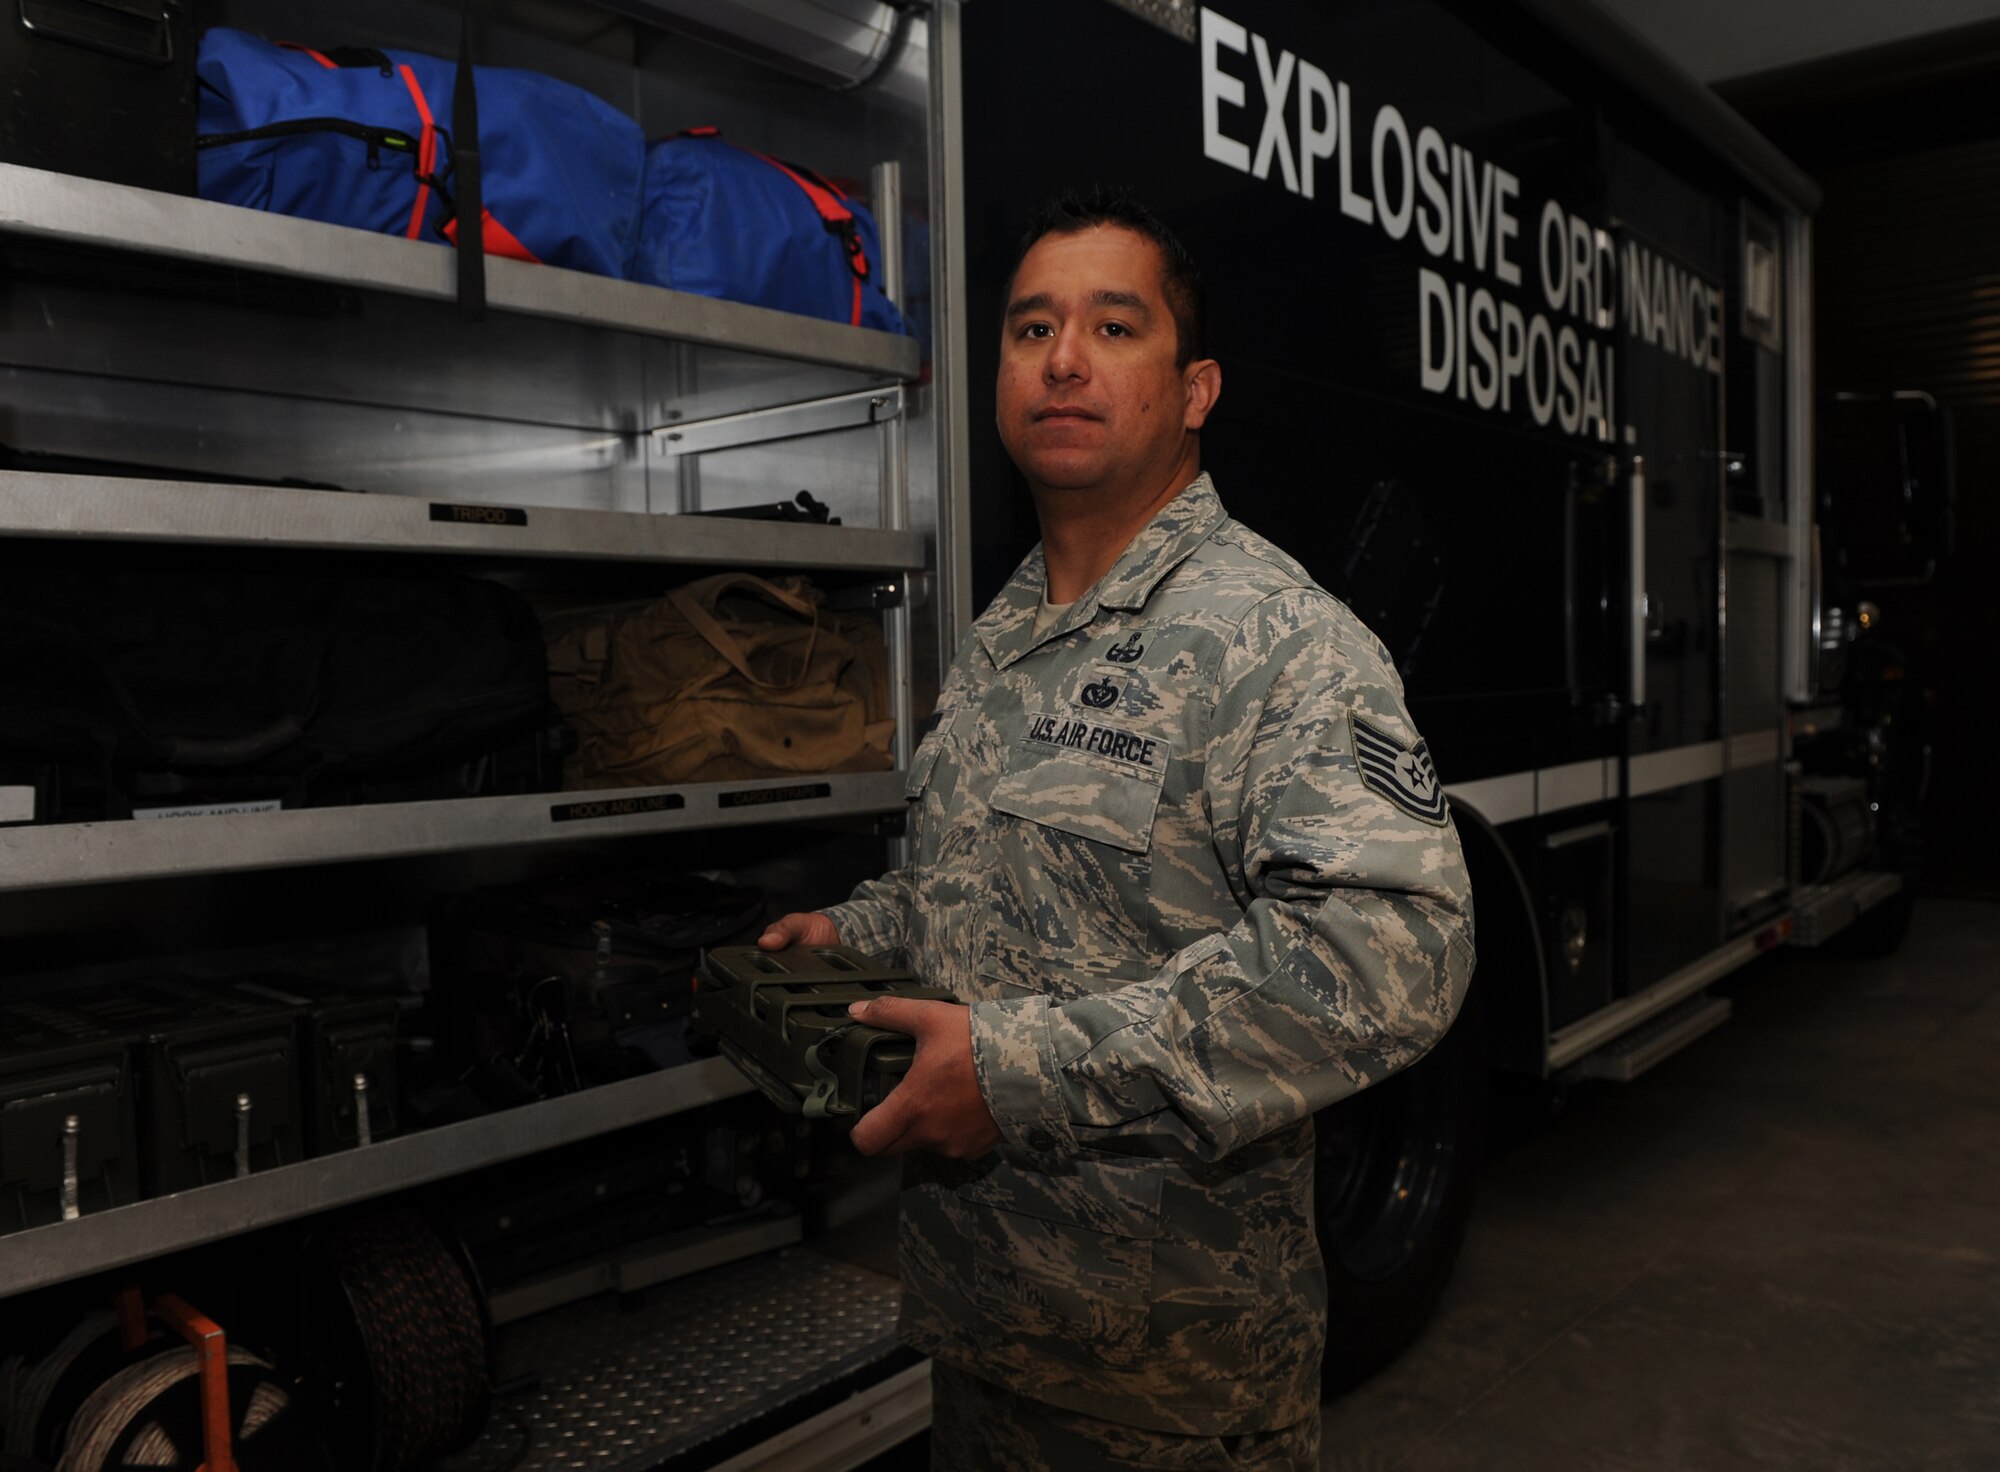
[0, 471, 928, 571]
[0, 162, 921, 382]
[0, 770, 907, 892]
[0, 1058, 756, 1299]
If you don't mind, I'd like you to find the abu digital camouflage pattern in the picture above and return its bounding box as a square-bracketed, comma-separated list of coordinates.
[824, 476, 1475, 1435]
[927, 1362, 1319, 1471]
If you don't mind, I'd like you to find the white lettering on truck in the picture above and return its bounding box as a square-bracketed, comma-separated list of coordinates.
[1199, 5, 1721, 444]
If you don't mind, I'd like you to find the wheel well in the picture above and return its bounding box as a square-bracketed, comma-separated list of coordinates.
[1453, 802, 1550, 1076]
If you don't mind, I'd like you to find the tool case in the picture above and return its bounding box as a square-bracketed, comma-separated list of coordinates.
[0, 971, 400, 1223]
[223, 975, 404, 1157]
[0, 998, 142, 1235]
[0, 0, 197, 194]
[114, 976, 304, 1196]
[693, 946, 956, 1119]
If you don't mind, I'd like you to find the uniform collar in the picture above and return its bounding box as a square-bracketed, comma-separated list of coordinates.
[975, 474, 1226, 670]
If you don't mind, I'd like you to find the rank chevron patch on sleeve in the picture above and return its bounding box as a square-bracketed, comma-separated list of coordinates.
[1349, 714, 1450, 825]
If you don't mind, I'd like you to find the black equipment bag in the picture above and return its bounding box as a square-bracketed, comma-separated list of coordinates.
[0, 568, 557, 821]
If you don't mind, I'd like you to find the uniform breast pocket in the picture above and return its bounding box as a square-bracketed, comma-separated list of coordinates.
[987, 742, 1167, 855]
[904, 707, 957, 801]
[903, 708, 958, 856]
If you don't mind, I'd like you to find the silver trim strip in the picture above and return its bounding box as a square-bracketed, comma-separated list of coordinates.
[1725, 513, 1790, 559]
[1549, 929, 1767, 1070]
[1568, 995, 1732, 1082]
[1788, 869, 1904, 948]
[929, 1, 975, 653]
[0, 770, 909, 893]
[1447, 739, 1731, 826]
[488, 1215, 805, 1328]
[1553, 872, 1904, 1075]
[1783, 215, 1817, 703]
[1728, 727, 1783, 771]
[708, 1359, 933, 1472]
[1545, 820, 1613, 850]
[0, 163, 921, 380]
[1628, 740, 1724, 797]
[0, 471, 929, 570]
[654, 387, 904, 456]
[0, 1058, 756, 1297]
[1628, 455, 1647, 712]
[1540, 758, 1611, 814]
[1444, 772, 1535, 825]
[872, 160, 904, 312]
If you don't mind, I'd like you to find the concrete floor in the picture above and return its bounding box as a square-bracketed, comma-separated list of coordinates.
[1322, 895, 2000, 1471]
[856, 897, 2000, 1471]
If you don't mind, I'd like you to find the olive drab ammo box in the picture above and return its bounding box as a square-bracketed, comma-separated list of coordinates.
[693, 946, 956, 1120]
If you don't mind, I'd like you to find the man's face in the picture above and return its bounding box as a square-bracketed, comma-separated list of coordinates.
[997, 225, 1214, 495]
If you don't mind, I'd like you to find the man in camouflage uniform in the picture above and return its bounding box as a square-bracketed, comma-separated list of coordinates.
[760, 188, 1474, 1470]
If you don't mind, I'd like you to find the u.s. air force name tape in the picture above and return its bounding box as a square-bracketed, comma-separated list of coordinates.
[1025, 713, 1163, 769]
[1351, 714, 1449, 825]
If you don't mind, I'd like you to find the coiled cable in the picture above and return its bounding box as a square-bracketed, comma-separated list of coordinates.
[54, 1346, 288, 1472]
[312, 1210, 489, 1472]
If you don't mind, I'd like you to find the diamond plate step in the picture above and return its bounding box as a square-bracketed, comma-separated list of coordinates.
[437, 1248, 914, 1471]
[1568, 994, 1733, 1083]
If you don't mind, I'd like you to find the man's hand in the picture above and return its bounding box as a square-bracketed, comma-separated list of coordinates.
[848, 997, 1003, 1160]
[758, 911, 841, 950]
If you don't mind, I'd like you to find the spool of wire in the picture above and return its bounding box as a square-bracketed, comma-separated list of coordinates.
[4, 1313, 122, 1461]
[53, 1346, 304, 1472]
[0, 1351, 25, 1446]
[310, 1210, 490, 1472]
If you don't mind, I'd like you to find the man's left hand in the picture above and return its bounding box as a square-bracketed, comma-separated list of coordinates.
[847, 997, 1003, 1160]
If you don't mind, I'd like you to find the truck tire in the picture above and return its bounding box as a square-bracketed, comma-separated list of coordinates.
[1313, 982, 1486, 1397]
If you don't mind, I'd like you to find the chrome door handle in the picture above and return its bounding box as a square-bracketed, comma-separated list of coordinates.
[353, 1072, 374, 1148]
[234, 1092, 253, 1179]
[61, 1113, 81, 1221]
[1628, 455, 1647, 712]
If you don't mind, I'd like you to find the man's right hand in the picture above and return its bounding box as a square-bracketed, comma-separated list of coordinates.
[757, 911, 841, 950]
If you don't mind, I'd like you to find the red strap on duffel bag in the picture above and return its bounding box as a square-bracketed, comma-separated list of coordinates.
[679, 126, 871, 327]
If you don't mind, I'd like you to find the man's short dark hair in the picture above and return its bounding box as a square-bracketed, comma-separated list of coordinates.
[1010, 186, 1206, 370]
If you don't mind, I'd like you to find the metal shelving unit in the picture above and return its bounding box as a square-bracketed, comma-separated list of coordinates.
[0, 9, 948, 1458]
[0, 1058, 756, 1298]
[0, 770, 907, 891]
[0, 470, 928, 570]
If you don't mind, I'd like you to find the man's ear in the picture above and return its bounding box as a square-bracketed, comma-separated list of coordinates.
[1183, 358, 1222, 430]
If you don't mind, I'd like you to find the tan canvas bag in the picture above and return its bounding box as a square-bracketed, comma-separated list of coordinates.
[545, 573, 894, 788]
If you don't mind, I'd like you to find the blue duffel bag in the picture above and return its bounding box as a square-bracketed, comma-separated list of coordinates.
[195, 27, 645, 280]
[634, 129, 907, 334]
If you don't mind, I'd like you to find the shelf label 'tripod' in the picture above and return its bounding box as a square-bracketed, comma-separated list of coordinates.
[431, 503, 529, 527]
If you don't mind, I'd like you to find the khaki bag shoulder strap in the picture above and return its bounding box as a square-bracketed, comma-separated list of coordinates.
[665, 574, 821, 691]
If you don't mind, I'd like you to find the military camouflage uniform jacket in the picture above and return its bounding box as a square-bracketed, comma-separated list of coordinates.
[824, 476, 1475, 1435]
